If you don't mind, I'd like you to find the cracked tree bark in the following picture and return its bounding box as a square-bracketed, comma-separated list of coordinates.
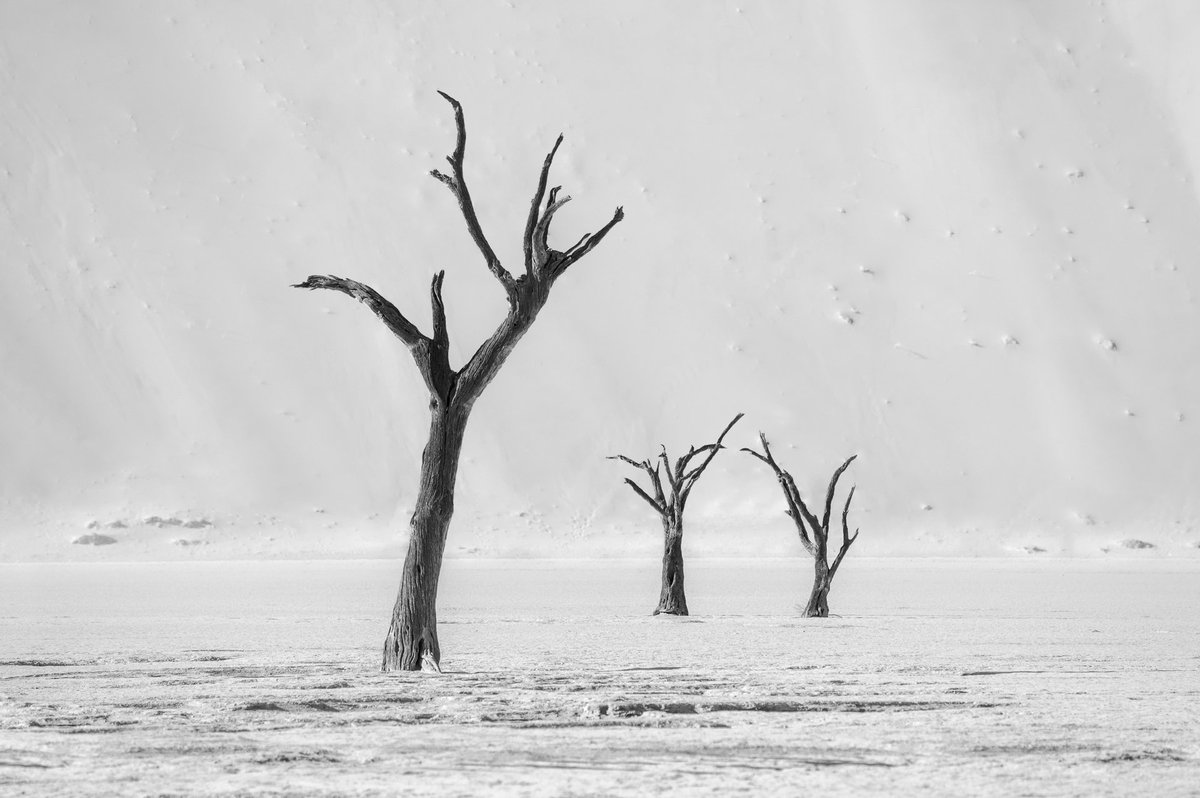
[743, 434, 859, 618]
[610, 414, 743, 616]
[294, 92, 624, 671]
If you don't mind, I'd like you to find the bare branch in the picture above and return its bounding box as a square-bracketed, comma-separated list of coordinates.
[648, 460, 667, 508]
[678, 443, 718, 474]
[830, 485, 859, 577]
[532, 194, 573, 271]
[524, 135, 564, 274]
[821, 455, 858, 534]
[607, 454, 646, 470]
[841, 485, 857, 544]
[680, 413, 744, 506]
[293, 275, 426, 347]
[742, 431, 817, 556]
[551, 206, 625, 278]
[681, 413, 744, 488]
[783, 471, 821, 544]
[740, 446, 771, 465]
[431, 91, 514, 294]
[622, 477, 664, 515]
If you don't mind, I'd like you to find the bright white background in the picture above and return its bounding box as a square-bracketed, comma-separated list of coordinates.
[3, 2, 1199, 559]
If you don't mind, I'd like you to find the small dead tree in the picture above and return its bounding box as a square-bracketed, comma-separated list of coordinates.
[743, 434, 859, 617]
[609, 413, 743, 616]
[294, 92, 624, 671]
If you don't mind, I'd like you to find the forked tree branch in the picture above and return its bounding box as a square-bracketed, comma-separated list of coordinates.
[293, 274, 456, 399]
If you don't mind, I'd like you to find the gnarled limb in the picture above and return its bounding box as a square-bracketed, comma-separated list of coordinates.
[293, 275, 426, 346]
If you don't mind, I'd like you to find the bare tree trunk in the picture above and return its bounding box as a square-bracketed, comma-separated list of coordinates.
[655, 517, 688, 616]
[382, 404, 468, 671]
[804, 558, 830, 618]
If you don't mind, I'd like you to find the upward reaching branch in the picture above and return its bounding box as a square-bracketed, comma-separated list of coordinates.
[679, 412, 744, 507]
[429, 91, 514, 297]
[552, 207, 625, 278]
[821, 455, 858, 534]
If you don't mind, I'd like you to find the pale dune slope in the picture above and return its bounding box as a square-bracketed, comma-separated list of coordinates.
[2, 2, 1199, 559]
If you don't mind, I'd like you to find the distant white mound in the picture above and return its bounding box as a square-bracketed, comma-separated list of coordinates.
[72, 533, 117, 546]
[1117, 539, 1156, 550]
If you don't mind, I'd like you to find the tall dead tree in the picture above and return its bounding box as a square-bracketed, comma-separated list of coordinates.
[294, 92, 623, 671]
[743, 434, 859, 617]
[609, 414, 743, 616]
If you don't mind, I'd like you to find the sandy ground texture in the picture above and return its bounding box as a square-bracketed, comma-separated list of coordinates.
[1, 558, 1198, 796]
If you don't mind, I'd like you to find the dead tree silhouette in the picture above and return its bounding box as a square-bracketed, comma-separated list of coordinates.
[743, 434, 859, 617]
[294, 92, 624, 670]
[610, 413, 743, 615]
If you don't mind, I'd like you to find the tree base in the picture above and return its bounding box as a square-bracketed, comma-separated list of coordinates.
[381, 612, 441, 672]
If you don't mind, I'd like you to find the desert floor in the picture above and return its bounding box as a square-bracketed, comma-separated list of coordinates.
[2, 557, 1198, 796]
